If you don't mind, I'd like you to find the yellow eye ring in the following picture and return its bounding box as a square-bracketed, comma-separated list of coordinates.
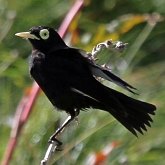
[39, 29, 49, 40]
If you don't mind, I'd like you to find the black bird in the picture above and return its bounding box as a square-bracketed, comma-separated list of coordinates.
[15, 26, 156, 142]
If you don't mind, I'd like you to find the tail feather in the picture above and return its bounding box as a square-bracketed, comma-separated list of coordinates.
[100, 87, 156, 136]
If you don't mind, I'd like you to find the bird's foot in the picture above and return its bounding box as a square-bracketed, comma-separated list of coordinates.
[48, 137, 63, 151]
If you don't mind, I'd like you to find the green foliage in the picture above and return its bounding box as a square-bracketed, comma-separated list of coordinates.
[0, 0, 165, 164]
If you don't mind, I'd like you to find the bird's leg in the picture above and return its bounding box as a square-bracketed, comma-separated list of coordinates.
[49, 115, 72, 144]
[49, 109, 79, 146]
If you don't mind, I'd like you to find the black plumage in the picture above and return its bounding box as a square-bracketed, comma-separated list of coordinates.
[15, 26, 156, 137]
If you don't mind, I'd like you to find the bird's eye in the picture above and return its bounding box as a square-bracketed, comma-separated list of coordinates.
[39, 29, 49, 40]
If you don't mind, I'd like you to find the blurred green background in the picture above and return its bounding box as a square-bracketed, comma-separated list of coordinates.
[0, 0, 165, 164]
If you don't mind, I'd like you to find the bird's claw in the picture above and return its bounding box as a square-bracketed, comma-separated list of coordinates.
[48, 138, 63, 151]
[48, 137, 63, 146]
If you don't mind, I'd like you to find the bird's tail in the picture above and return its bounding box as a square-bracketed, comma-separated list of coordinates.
[73, 77, 156, 136]
[99, 87, 156, 136]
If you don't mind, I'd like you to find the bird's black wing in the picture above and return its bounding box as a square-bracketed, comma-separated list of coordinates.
[79, 49, 137, 94]
[90, 64, 137, 94]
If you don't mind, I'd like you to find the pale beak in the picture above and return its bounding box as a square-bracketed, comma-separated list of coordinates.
[15, 32, 40, 40]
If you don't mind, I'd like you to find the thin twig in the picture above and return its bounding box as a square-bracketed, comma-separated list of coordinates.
[58, 0, 84, 37]
[1, 83, 40, 165]
[87, 39, 127, 66]
[40, 141, 62, 165]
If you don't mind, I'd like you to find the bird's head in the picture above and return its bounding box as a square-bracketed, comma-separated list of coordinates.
[15, 26, 67, 53]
